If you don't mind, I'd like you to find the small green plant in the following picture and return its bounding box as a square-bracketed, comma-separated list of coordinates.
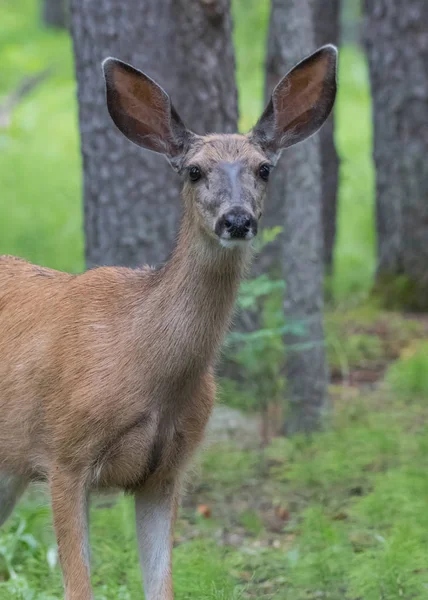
[226, 273, 286, 406]
[0, 517, 38, 580]
[222, 227, 287, 414]
[222, 226, 311, 420]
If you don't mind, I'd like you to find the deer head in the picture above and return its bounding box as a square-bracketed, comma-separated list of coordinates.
[103, 45, 337, 249]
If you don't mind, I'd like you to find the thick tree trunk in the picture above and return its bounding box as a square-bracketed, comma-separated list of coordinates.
[266, 0, 329, 434]
[312, 0, 341, 272]
[43, 0, 68, 28]
[70, 0, 237, 269]
[365, 0, 428, 309]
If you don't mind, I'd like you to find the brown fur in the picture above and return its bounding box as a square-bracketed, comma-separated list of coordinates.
[0, 45, 337, 599]
[0, 173, 251, 488]
[0, 139, 255, 600]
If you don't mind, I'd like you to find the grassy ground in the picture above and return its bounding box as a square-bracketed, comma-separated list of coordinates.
[3, 1, 427, 599]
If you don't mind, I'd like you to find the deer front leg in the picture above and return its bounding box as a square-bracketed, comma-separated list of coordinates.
[50, 469, 93, 600]
[135, 479, 180, 600]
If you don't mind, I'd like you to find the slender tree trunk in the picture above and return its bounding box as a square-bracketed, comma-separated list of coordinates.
[266, 0, 329, 434]
[43, 0, 68, 28]
[365, 0, 428, 309]
[312, 0, 341, 272]
[70, 0, 238, 269]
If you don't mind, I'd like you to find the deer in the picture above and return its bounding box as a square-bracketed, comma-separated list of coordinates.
[0, 45, 337, 599]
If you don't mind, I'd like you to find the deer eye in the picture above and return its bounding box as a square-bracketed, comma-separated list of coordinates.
[188, 166, 202, 182]
[259, 164, 272, 181]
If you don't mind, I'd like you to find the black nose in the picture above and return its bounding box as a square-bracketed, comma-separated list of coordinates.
[217, 208, 257, 239]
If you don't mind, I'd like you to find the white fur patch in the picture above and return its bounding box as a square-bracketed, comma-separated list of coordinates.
[135, 491, 173, 599]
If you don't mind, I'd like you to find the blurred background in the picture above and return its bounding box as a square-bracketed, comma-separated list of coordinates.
[1, 0, 428, 598]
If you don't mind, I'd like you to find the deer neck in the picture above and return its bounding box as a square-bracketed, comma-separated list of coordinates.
[149, 212, 252, 378]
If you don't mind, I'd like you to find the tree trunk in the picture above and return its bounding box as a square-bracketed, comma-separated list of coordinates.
[266, 0, 329, 434]
[365, 0, 428, 310]
[312, 0, 341, 273]
[43, 0, 68, 28]
[69, 0, 238, 269]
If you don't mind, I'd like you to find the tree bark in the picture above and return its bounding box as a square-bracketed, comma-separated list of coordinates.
[312, 0, 341, 272]
[69, 0, 238, 269]
[43, 0, 68, 28]
[266, 0, 329, 434]
[365, 0, 428, 309]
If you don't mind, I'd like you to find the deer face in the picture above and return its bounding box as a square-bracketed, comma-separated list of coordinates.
[103, 46, 337, 248]
[179, 134, 271, 247]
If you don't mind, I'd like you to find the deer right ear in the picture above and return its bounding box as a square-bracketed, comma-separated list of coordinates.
[250, 45, 338, 160]
[103, 58, 193, 168]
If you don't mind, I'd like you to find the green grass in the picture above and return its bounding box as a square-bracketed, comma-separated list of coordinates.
[0, 496, 239, 599]
[200, 392, 428, 599]
[5, 388, 428, 598]
[385, 342, 428, 398]
[325, 305, 422, 376]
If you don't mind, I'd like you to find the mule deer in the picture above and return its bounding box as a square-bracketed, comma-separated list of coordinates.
[0, 46, 337, 599]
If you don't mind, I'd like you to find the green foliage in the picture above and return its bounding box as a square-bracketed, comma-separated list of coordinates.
[0, 0, 83, 272]
[385, 343, 428, 398]
[218, 377, 258, 412]
[0, 501, 62, 599]
[223, 228, 289, 411]
[0, 516, 40, 581]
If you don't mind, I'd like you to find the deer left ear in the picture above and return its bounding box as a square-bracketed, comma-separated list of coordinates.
[103, 58, 194, 170]
[250, 45, 338, 159]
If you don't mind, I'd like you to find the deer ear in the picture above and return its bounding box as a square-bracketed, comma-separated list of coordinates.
[103, 58, 193, 166]
[250, 45, 338, 159]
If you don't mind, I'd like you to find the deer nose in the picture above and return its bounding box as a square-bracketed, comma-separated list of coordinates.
[224, 213, 251, 231]
[217, 208, 258, 240]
